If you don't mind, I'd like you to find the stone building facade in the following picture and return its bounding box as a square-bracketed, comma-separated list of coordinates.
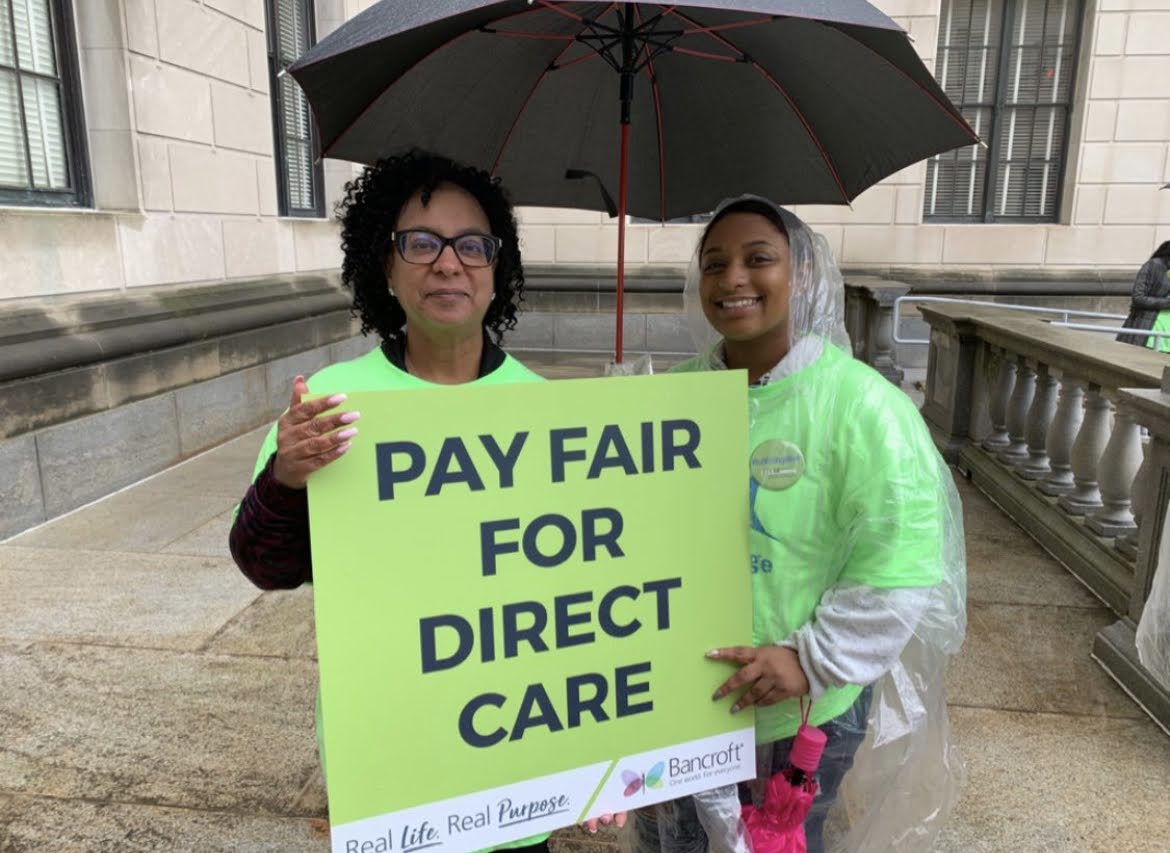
[0, 0, 1168, 536]
[2, 0, 1167, 305]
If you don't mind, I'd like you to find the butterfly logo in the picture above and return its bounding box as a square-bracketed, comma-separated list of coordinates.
[621, 762, 665, 797]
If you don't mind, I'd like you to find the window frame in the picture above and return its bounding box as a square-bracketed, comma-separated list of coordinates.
[924, 0, 1085, 224]
[0, 0, 91, 208]
[265, 0, 325, 219]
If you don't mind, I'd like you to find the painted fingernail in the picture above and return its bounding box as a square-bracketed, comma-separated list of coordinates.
[712, 690, 722, 701]
[706, 650, 719, 658]
[336, 428, 358, 441]
[339, 411, 361, 424]
[326, 393, 347, 406]
[731, 704, 741, 714]
[335, 441, 352, 454]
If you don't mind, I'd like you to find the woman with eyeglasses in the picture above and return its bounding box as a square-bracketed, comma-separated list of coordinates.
[229, 149, 558, 852]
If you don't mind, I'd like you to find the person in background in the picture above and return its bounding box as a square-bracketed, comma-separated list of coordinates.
[1117, 241, 1170, 352]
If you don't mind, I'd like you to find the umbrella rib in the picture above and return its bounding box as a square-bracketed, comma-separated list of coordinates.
[682, 16, 776, 35]
[551, 48, 606, 71]
[816, 25, 979, 142]
[751, 60, 851, 204]
[672, 45, 740, 62]
[489, 33, 583, 175]
[634, 5, 668, 221]
[664, 8, 851, 204]
[534, 0, 585, 23]
[481, 28, 576, 41]
[320, 26, 476, 159]
[315, 2, 558, 157]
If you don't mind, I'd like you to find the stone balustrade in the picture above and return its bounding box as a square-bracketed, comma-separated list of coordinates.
[843, 277, 909, 385]
[919, 301, 1170, 730]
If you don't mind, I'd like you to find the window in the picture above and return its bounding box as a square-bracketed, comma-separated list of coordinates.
[267, 0, 323, 217]
[924, 0, 1083, 222]
[0, 0, 88, 207]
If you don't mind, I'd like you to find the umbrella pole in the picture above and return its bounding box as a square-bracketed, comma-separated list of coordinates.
[614, 3, 636, 366]
[616, 121, 629, 364]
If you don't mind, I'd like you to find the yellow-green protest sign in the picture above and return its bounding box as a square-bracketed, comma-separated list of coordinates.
[307, 371, 753, 853]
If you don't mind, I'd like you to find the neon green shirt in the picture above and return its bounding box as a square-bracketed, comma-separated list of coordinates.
[248, 344, 546, 850]
[673, 343, 944, 741]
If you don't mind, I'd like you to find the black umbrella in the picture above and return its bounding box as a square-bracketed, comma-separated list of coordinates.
[291, 0, 978, 361]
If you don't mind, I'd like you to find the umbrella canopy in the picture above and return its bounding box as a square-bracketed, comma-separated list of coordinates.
[290, 0, 978, 220]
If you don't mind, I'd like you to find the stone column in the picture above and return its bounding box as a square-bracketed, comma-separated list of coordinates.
[1039, 376, 1085, 496]
[1116, 437, 1150, 561]
[982, 353, 1015, 452]
[867, 298, 905, 385]
[1086, 403, 1143, 537]
[1059, 386, 1112, 516]
[998, 358, 1035, 465]
[1018, 364, 1058, 480]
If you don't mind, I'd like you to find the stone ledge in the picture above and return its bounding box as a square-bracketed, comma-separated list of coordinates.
[0, 335, 374, 542]
[1093, 619, 1170, 735]
[0, 274, 350, 383]
[1, 274, 361, 441]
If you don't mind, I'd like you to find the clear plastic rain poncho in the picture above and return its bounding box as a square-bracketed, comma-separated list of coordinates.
[1136, 506, 1170, 691]
[625, 197, 968, 853]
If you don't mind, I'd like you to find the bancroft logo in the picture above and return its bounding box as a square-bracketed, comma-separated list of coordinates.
[620, 762, 664, 797]
[620, 742, 745, 797]
[668, 741, 745, 779]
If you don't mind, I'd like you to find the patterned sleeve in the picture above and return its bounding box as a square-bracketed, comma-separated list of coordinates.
[228, 452, 313, 589]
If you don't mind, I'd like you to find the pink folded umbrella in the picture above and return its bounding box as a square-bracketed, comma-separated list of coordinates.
[742, 701, 827, 853]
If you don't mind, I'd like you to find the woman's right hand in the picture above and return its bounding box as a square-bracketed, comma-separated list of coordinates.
[272, 376, 361, 489]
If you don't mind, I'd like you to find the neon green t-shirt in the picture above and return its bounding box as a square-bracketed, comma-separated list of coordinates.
[673, 343, 945, 741]
[247, 344, 546, 849]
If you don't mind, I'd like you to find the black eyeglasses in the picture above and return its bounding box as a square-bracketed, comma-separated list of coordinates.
[391, 229, 502, 268]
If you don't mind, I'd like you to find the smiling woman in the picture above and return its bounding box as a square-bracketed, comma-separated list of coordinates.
[633, 196, 968, 853]
[228, 150, 559, 853]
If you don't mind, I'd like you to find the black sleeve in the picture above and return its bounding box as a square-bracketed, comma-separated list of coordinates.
[228, 453, 313, 590]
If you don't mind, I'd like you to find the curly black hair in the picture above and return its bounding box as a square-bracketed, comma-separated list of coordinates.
[336, 149, 524, 345]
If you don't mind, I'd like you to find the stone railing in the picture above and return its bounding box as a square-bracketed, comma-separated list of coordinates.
[0, 274, 363, 540]
[919, 301, 1170, 730]
[843, 276, 909, 384]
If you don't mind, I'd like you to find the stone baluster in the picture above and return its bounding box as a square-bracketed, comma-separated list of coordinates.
[1116, 436, 1151, 561]
[868, 298, 904, 385]
[1018, 364, 1058, 480]
[1058, 385, 1112, 516]
[981, 352, 1015, 452]
[997, 358, 1035, 466]
[1039, 376, 1085, 496]
[1086, 403, 1142, 537]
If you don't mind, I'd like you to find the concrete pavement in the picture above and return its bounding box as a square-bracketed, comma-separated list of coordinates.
[2, 352, 1169, 852]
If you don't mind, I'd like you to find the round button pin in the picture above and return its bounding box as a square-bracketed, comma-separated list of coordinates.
[750, 439, 805, 490]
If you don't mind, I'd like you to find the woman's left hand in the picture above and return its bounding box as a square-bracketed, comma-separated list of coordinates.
[708, 645, 810, 713]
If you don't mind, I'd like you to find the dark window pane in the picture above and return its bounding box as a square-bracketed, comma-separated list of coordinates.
[268, 0, 322, 216]
[22, 75, 66, 188]
[12, 0, 56, 75]
[0, 0, 84, 204]
[926, 0, 1080, 221]
[0, 69, 29, 186]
